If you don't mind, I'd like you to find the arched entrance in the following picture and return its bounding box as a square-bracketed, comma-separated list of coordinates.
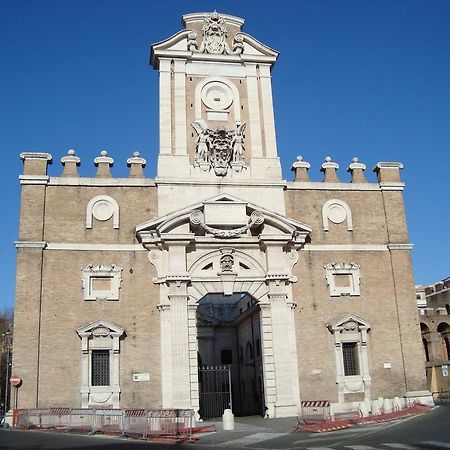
[197, 292, 264, 418]
[136, 194, 311, 419]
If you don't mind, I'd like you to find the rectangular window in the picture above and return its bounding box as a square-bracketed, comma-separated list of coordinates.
[91, 350, 110, 386]
[342, 342, 360, 376]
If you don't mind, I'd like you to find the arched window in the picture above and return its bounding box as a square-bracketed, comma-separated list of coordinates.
[422, 338, 430, 362]
[437, 322, 450, 361]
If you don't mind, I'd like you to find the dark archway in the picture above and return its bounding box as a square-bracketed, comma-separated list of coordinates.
[196, 292, 264, 418]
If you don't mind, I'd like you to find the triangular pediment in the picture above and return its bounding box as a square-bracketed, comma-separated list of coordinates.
[136, 193, 311, 244]
[76, 319, 124, 337]
[326, 314, 371, 332]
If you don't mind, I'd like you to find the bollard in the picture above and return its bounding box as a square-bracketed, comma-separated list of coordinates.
[359, 401, 369, 417]
[383, 398, 393, 414]
[222, 409, 235, 431]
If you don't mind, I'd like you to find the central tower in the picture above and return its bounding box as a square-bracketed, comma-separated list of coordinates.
[151, 12, 285, 215]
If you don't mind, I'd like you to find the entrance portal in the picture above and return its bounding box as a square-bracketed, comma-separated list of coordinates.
[197, 293, 264, 418]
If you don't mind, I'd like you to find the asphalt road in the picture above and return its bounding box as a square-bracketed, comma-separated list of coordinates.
[1, 404, 450, 450]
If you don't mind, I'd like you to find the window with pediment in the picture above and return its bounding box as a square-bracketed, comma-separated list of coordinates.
[76, 320, 124, 409]
[327, 314, 371, 403]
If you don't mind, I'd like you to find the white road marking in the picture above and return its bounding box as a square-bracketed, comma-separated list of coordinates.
[344, 446, 379, 449]
[220, 432, 287, 447]
[420, 442, 450, 449]
[381, 444, 418, 449]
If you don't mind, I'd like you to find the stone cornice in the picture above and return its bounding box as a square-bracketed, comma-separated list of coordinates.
[48, 177, 156, 187]
[286, 182, 380, 191]
[19, 175, 49, 185]
[15, 241, 47, 249]
[388, 243, 414, 250]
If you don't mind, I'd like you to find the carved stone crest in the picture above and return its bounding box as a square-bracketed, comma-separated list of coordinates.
[187, 12, 244, 55]
[202, 11, 228, 54]
[191, 120, 246, 176]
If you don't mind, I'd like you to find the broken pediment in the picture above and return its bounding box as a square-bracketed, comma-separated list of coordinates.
[135, 193, 311, 244]
[151, 11, 279, 68]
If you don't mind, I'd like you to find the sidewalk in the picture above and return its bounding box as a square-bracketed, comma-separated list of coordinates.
[193, 416, 298, 446]
[192, 405, 433, 445]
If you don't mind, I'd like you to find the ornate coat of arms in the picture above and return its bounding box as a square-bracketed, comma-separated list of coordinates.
[191, 120, 246, 176]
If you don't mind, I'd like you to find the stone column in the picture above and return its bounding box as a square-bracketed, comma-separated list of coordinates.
[169, 293, 191, 408]
[269, 293, 301, 417]
[245, 63, 263, 158]
[159, 58, 172, 155]
[259, 303, 276, 417]
[158, 304, 173, 407]
[187, 304, 200, 419]
[258, 64, 277, 158]
[173, 59, 187, 155]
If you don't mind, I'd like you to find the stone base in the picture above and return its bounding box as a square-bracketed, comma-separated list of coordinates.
[404, 390, 434, 407]
[4, 410, 13, 427]
[273, 403, 298, 418]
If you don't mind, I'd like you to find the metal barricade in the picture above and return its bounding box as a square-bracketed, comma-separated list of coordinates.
[123, 409, 147, 436]
[13, 407, 194, 440]
[300, 400, 331, 422]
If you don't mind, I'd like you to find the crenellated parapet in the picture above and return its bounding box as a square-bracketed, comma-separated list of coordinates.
[20, 149, 148, 181]
[290, 155, 404, 190]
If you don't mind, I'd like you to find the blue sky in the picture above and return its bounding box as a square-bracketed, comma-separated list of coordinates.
[1, 0, 449, 310]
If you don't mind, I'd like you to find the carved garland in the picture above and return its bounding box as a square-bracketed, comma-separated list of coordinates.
[190, 210, 264, 238]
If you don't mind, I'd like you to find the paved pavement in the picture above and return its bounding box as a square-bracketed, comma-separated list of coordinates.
[1, 404, 450, 449]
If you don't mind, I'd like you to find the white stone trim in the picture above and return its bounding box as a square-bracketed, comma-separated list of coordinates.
[19, 175, 49, 185]
[86, 195, 119, 229]
[388, 243, 414, 250]
[45, 243, 144, 251]
[327, 314, 371, 405]
[20, 152, 52, 161]
[186, 61, 246, 77]
[49, 177, 155, 186]
[155, 178, 286, 187]
[379, 182, 405, 191]
[194, 76, 241, 122]
[245, 63, 263, 158]
[322, 199, 353, 232]
[258, 64, 277, 158]
[174, 59, 188, 155]
[14, 241, 47, 249]
[76, 319, 124, 409]
[304, 244, 387, 251]
[81, 264, 123, 301]
[374, 162, 404, 171]
[324, 262, 361, 297]
[287, 182, 380, 191]
[182, 12, 245, 28]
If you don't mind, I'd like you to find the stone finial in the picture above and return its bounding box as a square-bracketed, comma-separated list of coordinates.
[320, 156, 340, 183]
[61, 149, 81, 177]
[291, 156, 311, 182]
[373, 162, 404, 183]
[94, 150, 114, 178]
[20, 152, 52, 176]
[347, 157, 367, 183]
[127, 151, 147, 178]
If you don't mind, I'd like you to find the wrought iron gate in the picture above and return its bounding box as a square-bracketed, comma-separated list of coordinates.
[198, 365, 232, 419]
